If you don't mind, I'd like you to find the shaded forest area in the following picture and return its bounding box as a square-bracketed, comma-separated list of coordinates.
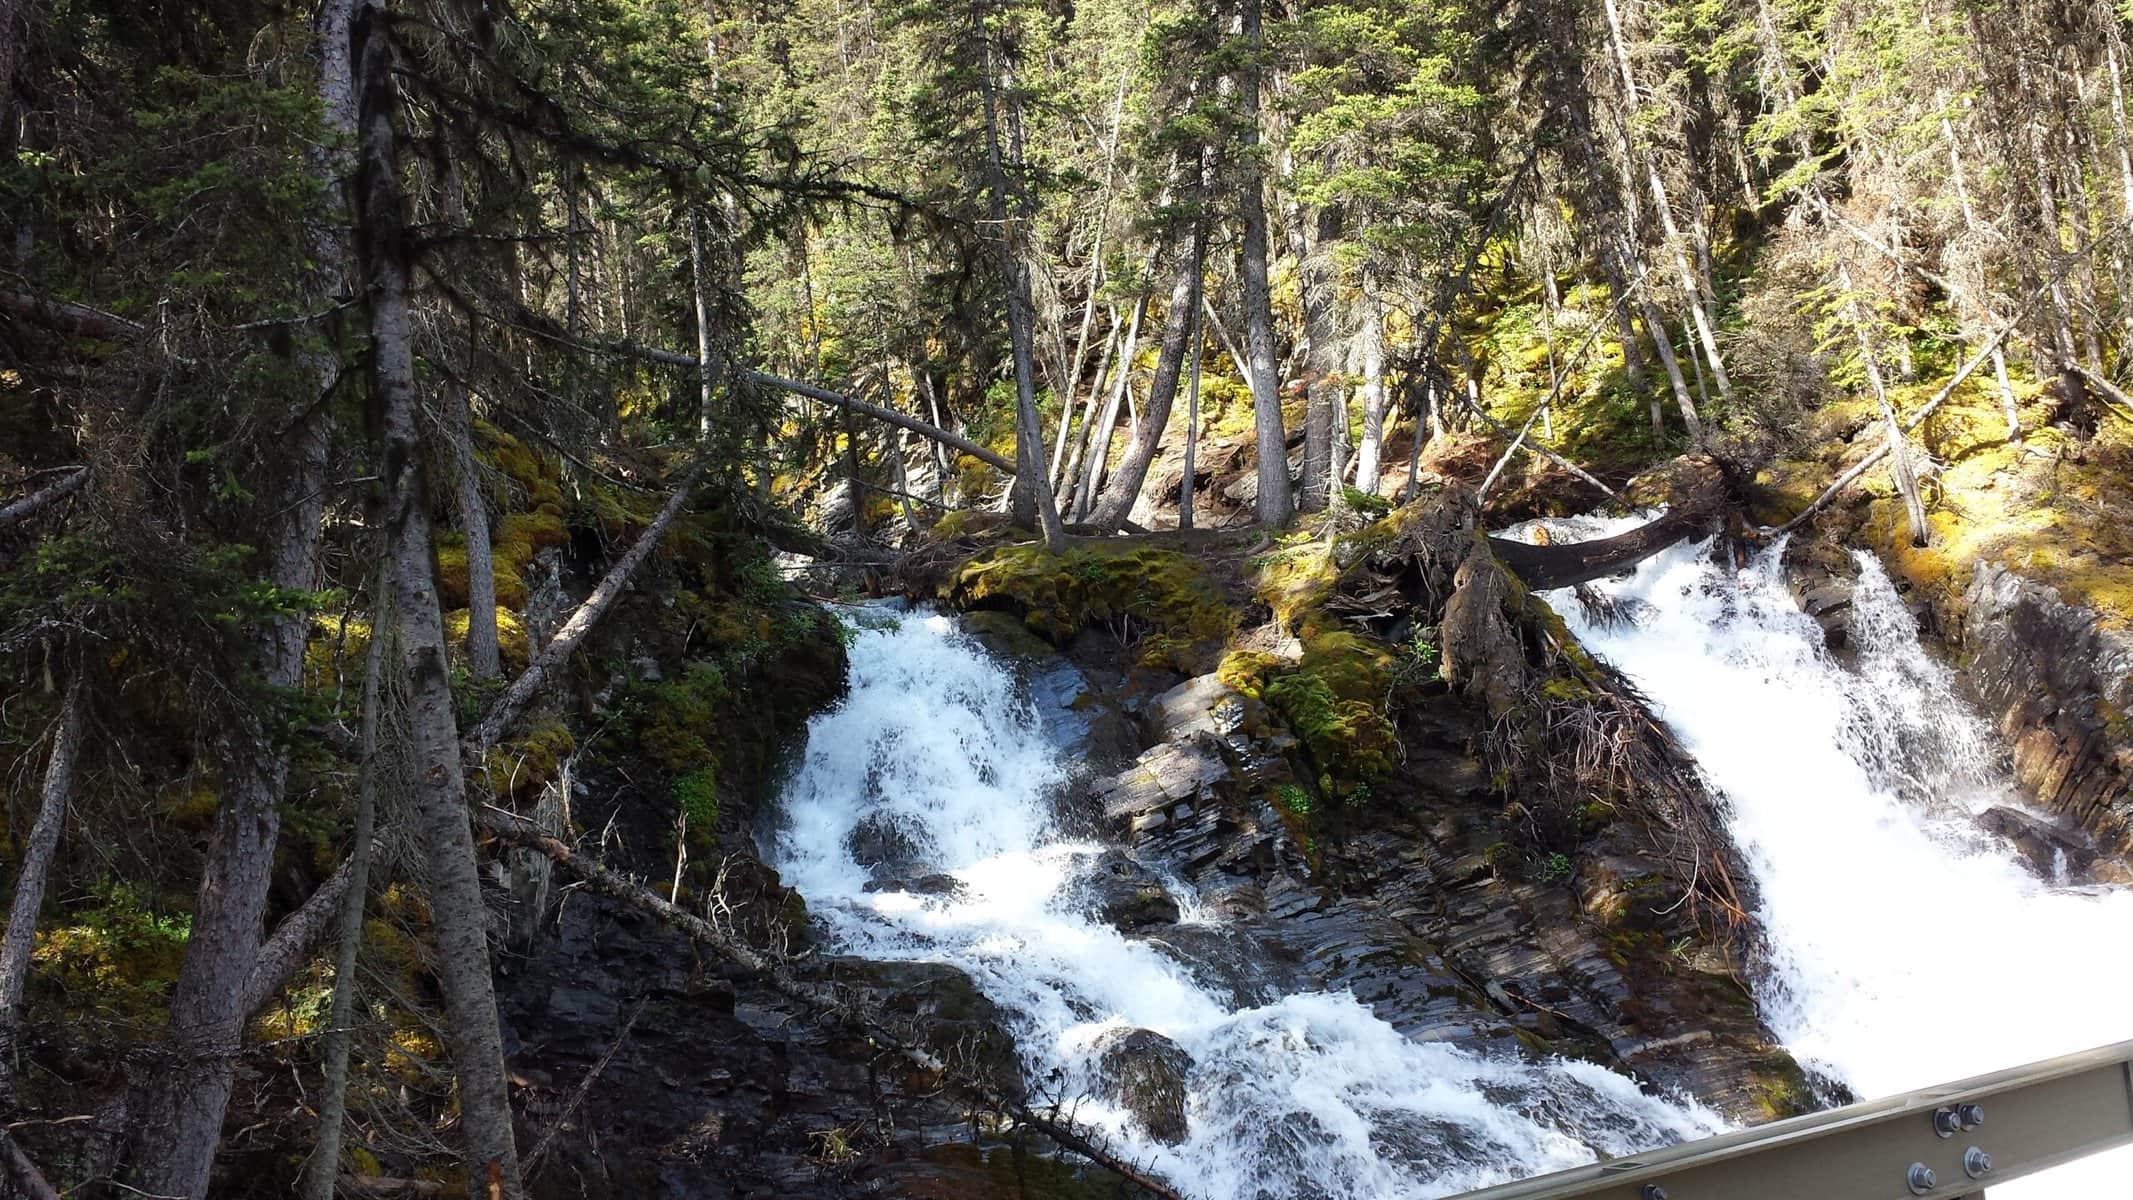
[2, 0, 2131, 1196]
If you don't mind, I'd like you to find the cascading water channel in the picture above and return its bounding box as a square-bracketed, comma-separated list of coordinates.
[772, 605, 1721, 1199]
[1539, 518, 2133, 1198]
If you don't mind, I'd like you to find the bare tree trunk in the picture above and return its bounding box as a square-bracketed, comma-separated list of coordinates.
[1178, 273, 1205, 530]
[1057, 312, 1120, 506]
[0, 677, 83, 1096]
[352, 8, 523, 1192]
[123, 2, 348, 1190]
[1291, 202, 1341, 512]
[0, 0, 21, 136]
[689, 212, 718, 439]
[1088, 184, 1207, 532]
[302, 573, 390, 1200]
[973, 2, 1065, 551]
[448, 371, 500, 681]
[1074, 294, 1144, 522]
[1600, 0, 1731, 400]
[1355, 278, 1387, 494]
[1235, 0, 1291, 527]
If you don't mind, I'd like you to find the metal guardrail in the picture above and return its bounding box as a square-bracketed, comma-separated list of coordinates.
[1449, 1040, 2133, 1200]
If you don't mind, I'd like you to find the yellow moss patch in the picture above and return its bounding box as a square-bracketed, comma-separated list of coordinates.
[32, 893, 189, 1026]
[444, 606, 531, 674]
[1253, 546, 1343, 635]
[1771, 365, 2133, 631]
[477, 717, 575, 801]
[303, 614, 373, 694]
[1216, 650, 1283, 699]
[158, 777, 220, 832]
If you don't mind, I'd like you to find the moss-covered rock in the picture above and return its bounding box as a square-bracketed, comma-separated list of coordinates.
[945, 541, 1236, 672]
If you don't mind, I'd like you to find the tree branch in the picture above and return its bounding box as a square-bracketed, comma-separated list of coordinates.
[0, 468, 88, 530]
[465, 461, 705, 754]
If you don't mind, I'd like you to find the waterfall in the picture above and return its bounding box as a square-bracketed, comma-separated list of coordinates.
[772, 528, 2133, 1197]
[773, 605, 1720, 1200]
[1543, 520, 2133, 1198]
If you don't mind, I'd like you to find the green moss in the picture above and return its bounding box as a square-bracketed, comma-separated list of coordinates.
[32, 885, 189, 1027]
[945, 541, 1236, 671]
[1749, 1049, 1818, 1121]
[673, 765, 720, 835]
[635, 662, 730, 774]
[479, 717, 575, 801]
[1215, 650, 1282, 698]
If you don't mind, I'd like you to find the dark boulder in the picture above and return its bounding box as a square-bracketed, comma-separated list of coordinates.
[1092, 1027, 1194, 1145]
[1074, 849, 1181, 929]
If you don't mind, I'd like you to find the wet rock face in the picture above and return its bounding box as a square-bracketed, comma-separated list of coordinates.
[1073, 849, 1181, 929]
[1960, 561, 2133, 863]
[1092, 1028, 1194, 1145]
[1073, 656, 1816, 1128]
[1976, 805, 2133, 887]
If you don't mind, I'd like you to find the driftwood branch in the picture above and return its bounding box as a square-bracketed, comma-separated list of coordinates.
[466, 461, 704, 754]
[1456, 392, 1619, 502]
[0, 292, 148, 341]
[451, 294, 1014, 477]
[473, 807, 1184, 1199]
[0, 469, 88, 529]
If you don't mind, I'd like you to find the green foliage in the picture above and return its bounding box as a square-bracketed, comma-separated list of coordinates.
[1540, 851, 1573, 884]
[32, 883, 191, 1026]
[1276, 783, 1313, 816]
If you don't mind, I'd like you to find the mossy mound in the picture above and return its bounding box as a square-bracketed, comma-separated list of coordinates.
[945, 541, 1236, 672]
[1762, 369, 2133, 630]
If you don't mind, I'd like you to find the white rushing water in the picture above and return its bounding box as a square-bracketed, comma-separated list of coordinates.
[772, 604, 1722, 1200]
[1539, 519, 2133, 1198]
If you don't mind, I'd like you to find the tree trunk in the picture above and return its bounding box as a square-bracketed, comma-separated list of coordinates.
[1292, 203, 1341, 512]
[123, 1, 347, 1190]
[1088, 188, 1206, 531]
[689, 212, 718, 439]
[1837, 263, 1926, 545]
[1355, 277, 1387, 495]
[1074, 295, 1143, 522]
[302, 571, 390, 1200]
[448, 374, 500, 681]
[1178, 273, 1205, 530]
[1235, 0, 1291, 527]
[1057, 310, 1120, 506]
[973, 2, 1065, 551]
[0, 677, 83, 1096]
[1600, 0, 1730, 400]
[352, 7, 523, 1192]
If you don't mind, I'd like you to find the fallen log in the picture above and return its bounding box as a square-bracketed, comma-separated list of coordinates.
[465, 460, 704, 754]
[1483, 459, 1726, 591]
[740, 371, 1018, 476]
[1485, 507, 1709, 591]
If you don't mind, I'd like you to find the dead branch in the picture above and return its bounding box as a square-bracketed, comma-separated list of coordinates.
[0, 468, 88, 529]
[0, 1126, 60, 1200]
[1765, 317, 2020, 536]
[465, 460, 704, 754]
[521, 997, 647, 1174]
